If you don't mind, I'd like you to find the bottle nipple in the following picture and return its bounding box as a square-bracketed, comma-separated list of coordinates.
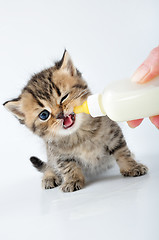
[74, 101, 90, 114]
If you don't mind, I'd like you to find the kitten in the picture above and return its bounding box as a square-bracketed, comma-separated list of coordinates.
[3, 50, 148, 192]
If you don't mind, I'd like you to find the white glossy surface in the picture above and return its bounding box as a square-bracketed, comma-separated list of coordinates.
[0, 0, 159, 240]
[0, 155, 158, 240]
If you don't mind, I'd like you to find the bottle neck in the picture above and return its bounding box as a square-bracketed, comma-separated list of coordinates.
[98, 94, 106, 115]
[87, 94, 106, 117]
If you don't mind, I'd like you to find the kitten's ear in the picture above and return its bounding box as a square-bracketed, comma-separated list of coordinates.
[56, 50, 77, 76]
[3, 98, 25, 124]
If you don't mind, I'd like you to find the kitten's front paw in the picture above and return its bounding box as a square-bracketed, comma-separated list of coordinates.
[61, 180, 84, 192]
[42, 177, 62, 189]
[121, 163, 148, 177]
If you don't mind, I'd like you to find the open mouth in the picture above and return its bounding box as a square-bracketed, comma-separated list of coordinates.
[63, 113, 76, 129]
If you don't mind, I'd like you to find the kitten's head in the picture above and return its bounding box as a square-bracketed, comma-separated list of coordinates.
[3, 50, 90, 140]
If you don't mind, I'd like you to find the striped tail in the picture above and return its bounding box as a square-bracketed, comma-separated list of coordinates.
[30, 156, 47, 172]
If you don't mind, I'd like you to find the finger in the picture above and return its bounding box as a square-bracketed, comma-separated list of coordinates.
[132, 46, 159, 83]
[149, 115, 159, 129]
[127, 118, 144, 128]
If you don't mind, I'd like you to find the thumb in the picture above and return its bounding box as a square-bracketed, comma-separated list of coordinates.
[131, 46, 159, 83]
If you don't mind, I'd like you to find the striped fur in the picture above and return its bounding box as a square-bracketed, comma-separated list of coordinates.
[4, 50, 148, 192]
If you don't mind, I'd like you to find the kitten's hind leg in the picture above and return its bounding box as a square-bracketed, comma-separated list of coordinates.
[115, 150, 148, 177]
[107, 133, 148, 177]
[42, 169, 62, 189]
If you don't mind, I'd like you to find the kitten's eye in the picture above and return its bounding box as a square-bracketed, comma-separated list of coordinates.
[60, 93, 69, 104]
[39, 110, 50, 121]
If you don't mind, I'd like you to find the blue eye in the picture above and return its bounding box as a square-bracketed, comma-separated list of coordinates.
[39, 110, 50, 121]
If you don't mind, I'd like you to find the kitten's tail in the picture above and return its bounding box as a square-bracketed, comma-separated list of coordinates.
[30, 156, 47, 172]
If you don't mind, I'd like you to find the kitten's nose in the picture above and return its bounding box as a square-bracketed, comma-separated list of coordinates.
[56, 112, 64, 119]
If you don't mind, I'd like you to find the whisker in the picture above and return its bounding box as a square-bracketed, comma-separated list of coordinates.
[51, 121, 60, 129]
[70, 88, 89, 101]
[75, 88, 90, 99]
[47, 121, 60, 138]
[67, 89, 90, 104]
[67, 89, 90, 107]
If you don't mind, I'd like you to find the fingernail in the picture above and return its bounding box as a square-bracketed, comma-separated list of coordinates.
[127, 119, 144, 128]
[131, 64, 150, 83]
[149, 116, 159, 129]
[127, 121, 136, 128]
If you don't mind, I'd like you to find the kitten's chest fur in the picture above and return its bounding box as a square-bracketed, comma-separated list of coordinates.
[47, 115, 115, 175]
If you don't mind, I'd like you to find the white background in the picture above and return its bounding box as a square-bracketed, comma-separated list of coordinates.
[0, 1, 159, 240]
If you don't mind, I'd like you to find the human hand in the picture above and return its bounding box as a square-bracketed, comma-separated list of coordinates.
[127, 46, 159, 129]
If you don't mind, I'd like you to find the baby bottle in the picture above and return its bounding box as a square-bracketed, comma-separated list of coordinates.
[74, 76, 159, 122]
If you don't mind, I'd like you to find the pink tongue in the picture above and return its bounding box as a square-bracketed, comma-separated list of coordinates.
[63, 115, 73, 127]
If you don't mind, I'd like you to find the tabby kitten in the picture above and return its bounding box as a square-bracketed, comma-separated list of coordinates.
[3, 50, 148, 192]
